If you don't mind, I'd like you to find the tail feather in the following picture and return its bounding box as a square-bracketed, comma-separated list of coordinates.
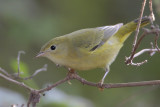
[114, 16, 151, 43]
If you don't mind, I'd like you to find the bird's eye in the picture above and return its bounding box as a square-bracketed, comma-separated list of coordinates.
[50, 45, 56, 50]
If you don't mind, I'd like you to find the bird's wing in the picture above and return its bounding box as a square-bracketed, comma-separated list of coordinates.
[69, 23, 123, 51]
[98, 23, 123, 42]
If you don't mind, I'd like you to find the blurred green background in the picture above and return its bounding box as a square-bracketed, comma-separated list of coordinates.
[0, 0, 160, 107]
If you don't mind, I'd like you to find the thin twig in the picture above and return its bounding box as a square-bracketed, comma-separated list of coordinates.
[149, 0, 155, 22]
[130, 0, 146, 61]
[38, 76, 71, 93]
[125, 26, 160, 65]
[17, 51, 25, 77]
[125, 30, 149, 65]
[154, 30, 160, 51]
[24, 64, 47, 80]
[66, 72, 160, 88]
[38, 72, 160, 92]
[102, 80, 160, 88]
[126, 0, 158, 66]
[0, 67, 11, 77]
[1, 69, 160, 91]
[134, 48, 158, 58]
[16, 51, 47, 80]
[2, 68, 160, 107]
[149, 42, 155, 56]
[0, 73, 32, 91]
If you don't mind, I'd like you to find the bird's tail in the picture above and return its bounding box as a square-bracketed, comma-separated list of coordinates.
[114, 16, 151, 43]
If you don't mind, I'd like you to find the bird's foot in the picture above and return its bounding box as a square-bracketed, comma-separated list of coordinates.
[67, 68, 77, 79]
[98, 80, 104, 90]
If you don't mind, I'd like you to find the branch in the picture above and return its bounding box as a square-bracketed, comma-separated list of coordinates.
[23, 64, 47, 80]
[131, 0, 146, 58]
[1, 69, 160, 90]
[0, 73, 32, 91]
[0, 67, 11, 77]
[10, 51, 48, 80]
[38, 76, 70, 93]
[126, 0, 158, 66]
[17, 51, 25, 77]
[149, 0, 155, 22]
[1, 67, 160, 107]
[125, 24, 160, 66]
[37, 72, 160, 91]
[65, 72, 160, 89]
[134, 48, 158, 58]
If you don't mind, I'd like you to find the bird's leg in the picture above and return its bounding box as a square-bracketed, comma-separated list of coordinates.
[68, 68, 75, 73]
[100, 68, 109, 85]
[67, 68, 76, 78]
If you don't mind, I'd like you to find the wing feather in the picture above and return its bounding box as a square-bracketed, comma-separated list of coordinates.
[69, 23, 123, 51]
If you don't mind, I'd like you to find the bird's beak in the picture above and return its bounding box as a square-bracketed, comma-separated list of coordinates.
[36, 52, 45, 57]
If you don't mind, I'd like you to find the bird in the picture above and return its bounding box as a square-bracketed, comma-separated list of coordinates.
[37, 17, 150, 85]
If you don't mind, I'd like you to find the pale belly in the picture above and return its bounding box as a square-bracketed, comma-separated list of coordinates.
[49, 43, 123, 71]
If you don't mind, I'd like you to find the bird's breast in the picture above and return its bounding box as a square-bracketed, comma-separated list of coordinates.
[49, 42, 123, 71]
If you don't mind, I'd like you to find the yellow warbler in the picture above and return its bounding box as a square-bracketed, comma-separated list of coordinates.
[37, 17, 150, 85]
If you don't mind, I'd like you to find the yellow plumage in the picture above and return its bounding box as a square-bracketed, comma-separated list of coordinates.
[37, 17, 150, 84]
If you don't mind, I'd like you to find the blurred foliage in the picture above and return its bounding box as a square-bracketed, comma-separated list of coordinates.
[154, 0, 160, 15]
[0, 87, 26, 107]
[0, 0, 160, 107]
[39, 88, 94, 107]
[10, 58, 29, 77]
[10, 58, 39, 89]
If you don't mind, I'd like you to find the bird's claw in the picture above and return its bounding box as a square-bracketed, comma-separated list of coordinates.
[98, 80, 104, 90]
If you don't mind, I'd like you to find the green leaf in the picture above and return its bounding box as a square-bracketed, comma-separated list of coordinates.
[10, 58, 39, 89]
[10, 58, 29, 78]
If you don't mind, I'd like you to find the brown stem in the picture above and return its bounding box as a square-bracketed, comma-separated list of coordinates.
[0, 73, 32, 91]
[1, 69, 160, 107]
[131, 0, 146, 58]
[38, 76, 71, 93]
[126, 27, 160, 65]
[149, 0, 155, 22]
[17, 51, 25, 77]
